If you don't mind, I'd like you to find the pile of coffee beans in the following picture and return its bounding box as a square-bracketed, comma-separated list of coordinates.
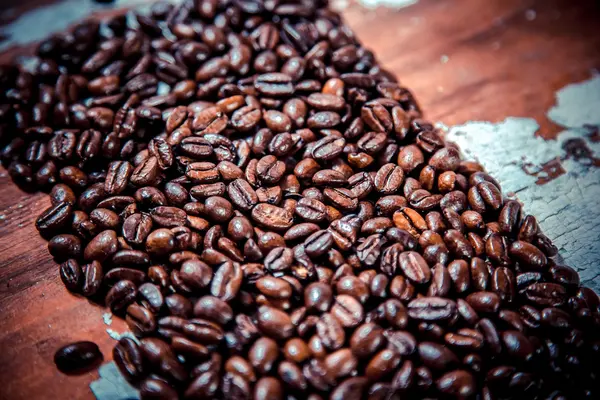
[1, 0, 599, 399]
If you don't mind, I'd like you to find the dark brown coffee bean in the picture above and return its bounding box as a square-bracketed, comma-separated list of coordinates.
[323, 187, 357, 211]
[257, 306, 294, 340]
[54, 341, 102, 373]
[408, 297, 457, 321]
[48, 234, 82, 260]
[257, 276, 293, 299]
[331, 295, 364, 328]
[50, 184, 76, 206]
[105, 279, 137, 313]
[397, 251, 432, 284]
[436, 370, 476, 399]
[60, 259, 82, 292]
[84, 230, 118, 261]
[374, 163, 404, 194]
[211, 262, 242, 301]
[145, 228, 176, 257]
[122, 213, 152, 246]
[509, 240, 548, 270]
[523, 283, 567, 307]
[249, 337, 279, 375]
[36, 201, 73, 235]
[140, 378, 178, 400]
[255, 73, 294, 97]
[252, 203, 293, 230]
[194, 296, 233, 325]
[126, 303, 156, 336]
[295, 198, 327, 222]
[466, 291, 501, 314]
[365, 349, 401, 381]
[113, 337, 145, 382]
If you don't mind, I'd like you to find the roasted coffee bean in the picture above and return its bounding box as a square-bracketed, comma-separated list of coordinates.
[54, 341, 103, 373]
[249, 337, 279, 375]
[36, 201, 73, 235]
[252, 203, 293, 230]
[397, 251, 432, 284]
[105, 161, 133, 195]
[257, 306, 294, 339]
[81, 261, 103, 297]
[436, 370, 477, 398]
[113, 337, 145, 382]
[331, 295, 364, 328]
[59, 259, 82, 292]
[84, 230, 118, 261]
[374, 163, 404, 194]
[48, 234, 82, 260]
[295, 198, 327, 222]
[509, 240, 548, 270]
[408, 297, 457, 321]
[126, 303, 156, 336]
[105, 280, 137, 313]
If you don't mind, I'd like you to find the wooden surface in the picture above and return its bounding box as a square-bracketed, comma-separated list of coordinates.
[0, 0, 599, 399]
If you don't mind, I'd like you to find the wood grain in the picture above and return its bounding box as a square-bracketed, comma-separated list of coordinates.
[0, 0, 599, 399]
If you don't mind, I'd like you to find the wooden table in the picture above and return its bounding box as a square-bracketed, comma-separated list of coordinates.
[0, 0, 599, 398]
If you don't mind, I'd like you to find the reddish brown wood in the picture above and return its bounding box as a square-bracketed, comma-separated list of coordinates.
[0, 0, 599, 399]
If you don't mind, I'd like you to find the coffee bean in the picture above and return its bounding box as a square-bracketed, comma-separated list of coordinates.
[36, 201, 73, 235]
[60, 259, 82, 292]
[210, 262, 243, 301]
[113, 337, 145, 382]
[251, 203, 293, 230]
[54, 341, 103, 373]
[408, 297, 457, 321]
[126, 303, 156, 336]
[105, 161, 132, 195]
[257, 306, 294, 339]
[49, 234, 82, 260]
[509, 240, 548, 270]
[397, 251, 432, 284]
[365, 349, 401, 381]
[331, 295, 364, 328]
[80, 260, 103, 297]
[466, 291, 501, 314]
[106, 279, 137, 313]
[295, 198, 327, 222]
[374, 163, 404, 194]
[436, 370, 476, 399]
[84, 230, 118, 261]
[249, 337, 279, 375]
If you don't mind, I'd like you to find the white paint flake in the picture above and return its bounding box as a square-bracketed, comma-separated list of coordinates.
[547, 74, 600, 129]
[102, 313, 113, 326]
[106, 329, 138, 342]
[90, 362, 139, 400]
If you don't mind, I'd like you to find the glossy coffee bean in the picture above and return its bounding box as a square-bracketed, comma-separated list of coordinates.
[54, 341, 103, 373]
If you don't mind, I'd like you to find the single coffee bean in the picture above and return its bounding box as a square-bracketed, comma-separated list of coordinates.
[408, 297, 457, 321]
[59, 259, 82, 292]
[113, 337, 145, 382]
[54, 341, 103, 373]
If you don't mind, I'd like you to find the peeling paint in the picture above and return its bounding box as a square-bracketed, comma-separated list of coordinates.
[445, 75, 600, 291]
[90, 362, 139, 400]
[102, 312, 112, 326]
